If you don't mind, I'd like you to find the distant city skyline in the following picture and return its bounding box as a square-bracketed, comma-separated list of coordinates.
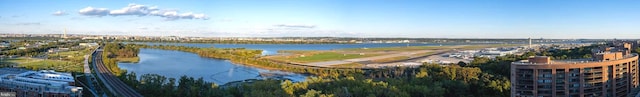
[1, 0, 639, 39]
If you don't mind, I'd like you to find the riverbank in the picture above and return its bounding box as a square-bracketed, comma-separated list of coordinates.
[126, 44, 363, 76]
[116, 48, 310, 84]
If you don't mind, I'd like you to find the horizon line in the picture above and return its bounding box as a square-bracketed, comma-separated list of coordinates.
[1, 33, 638, 40]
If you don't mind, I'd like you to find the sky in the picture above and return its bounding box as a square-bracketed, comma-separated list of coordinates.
[0, 0, 639, 39]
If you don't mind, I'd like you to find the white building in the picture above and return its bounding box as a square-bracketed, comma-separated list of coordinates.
[47, 48, 69, 53]
[81, 37, 104, 40]
[0, 68, 82, 97]
[78, 43, 99, 47]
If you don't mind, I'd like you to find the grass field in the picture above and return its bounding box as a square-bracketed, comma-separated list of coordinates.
[342, 46, 447, 52]
[116, 57, 140, 63]
[277, 50, 316, 54]
[49, 48, 92, 62]
[1, 58, 41, 64]
[275, 52, 380, 63]
[1, 57, 82, 72]
[266, 44, 523, 65]
[0, 58, 19, 67]
[1, 48, 93, 72]
[55, 51, 84, 57]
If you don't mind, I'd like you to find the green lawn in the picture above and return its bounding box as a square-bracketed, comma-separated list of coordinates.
[0, 48, 92, 72]
[284, 52, 379, 63]
[341, 46, 448, 52]
[277, 50, 316, 54]
[267, 44, 522, 64]
[1, 58, 82, 72]
[116, 57, 140, 63]
[56, 51, 84, 56]
[49, 48, 91, 63]
[1, 58, 41, 64]
[0, 59, 14, 67]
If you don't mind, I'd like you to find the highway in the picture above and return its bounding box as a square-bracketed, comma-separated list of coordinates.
[82, 55, 99, 97]
[91, 48, 143, 97]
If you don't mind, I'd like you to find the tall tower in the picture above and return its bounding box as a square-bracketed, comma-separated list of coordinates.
[63, 28, 67, 38]
[528, 37, 532, 48]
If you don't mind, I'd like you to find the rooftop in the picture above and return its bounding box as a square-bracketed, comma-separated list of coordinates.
[0, 68, 29, 75]
[513, 53, 637, 65]
[0, 68, 79, 92]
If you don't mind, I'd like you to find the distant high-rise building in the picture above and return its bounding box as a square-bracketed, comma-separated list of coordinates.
[511, 42, 639, 97]
[63, 28, 67, 38]
[528, 37, 532, 48]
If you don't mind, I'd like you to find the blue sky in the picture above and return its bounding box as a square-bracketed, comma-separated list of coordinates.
[1, 0, 639, 39]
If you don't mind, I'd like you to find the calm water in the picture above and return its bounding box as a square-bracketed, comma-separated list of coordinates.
[119, 43, 448, 84]
[118, 48, 308, 84]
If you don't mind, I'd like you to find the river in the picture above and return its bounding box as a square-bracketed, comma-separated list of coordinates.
[118, 43, 454, 84]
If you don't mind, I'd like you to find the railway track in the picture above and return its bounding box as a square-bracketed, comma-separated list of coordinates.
[92, 48, 143, 97]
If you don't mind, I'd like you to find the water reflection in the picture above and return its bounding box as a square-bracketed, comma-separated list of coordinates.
[118, 48, 307, 84]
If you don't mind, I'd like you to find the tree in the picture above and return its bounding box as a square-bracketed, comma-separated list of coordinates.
[470, 57, 490, 67]
[415, 68, 429, 78]
[457, 61, 468, 67]
[299, 89, 333, 97]
[582, 54, 592, 59]
[522, 51, 536, 59]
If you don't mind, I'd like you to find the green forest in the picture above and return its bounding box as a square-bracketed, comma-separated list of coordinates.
[101, 43, 140, 76]
[114, 62, 511, 97]
[97, 43, 520, 97]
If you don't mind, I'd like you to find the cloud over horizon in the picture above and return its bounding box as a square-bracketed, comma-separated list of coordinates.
[13, 22, 41, 26]
[274, 24, 316, 28]
[52, 11, 68, 16]
[79, 7, 110, 16]
[78, 3, 208, 20]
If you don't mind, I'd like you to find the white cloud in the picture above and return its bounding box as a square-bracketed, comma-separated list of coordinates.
[14, 22, 41, 26]
[109, 4, 158, 16]
[274, 24, 316, 28]
[149, 10, 208, 20]
[137, 27, 148, 30]
[78, 3, 208, 20]
[52, 11, 68, 16]
[78, 7, 110, 16]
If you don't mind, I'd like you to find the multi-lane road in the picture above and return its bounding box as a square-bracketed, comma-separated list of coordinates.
[91, 48, 143, 97]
